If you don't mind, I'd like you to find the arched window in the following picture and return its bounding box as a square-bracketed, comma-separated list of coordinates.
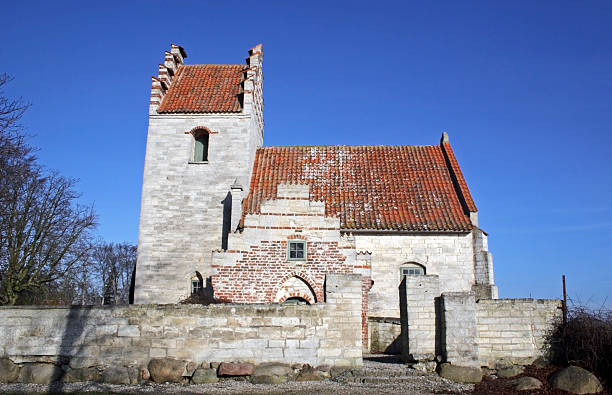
[191, 272, 203, 294]
[400, 262, 426, 276]
[192, 131, 209, 162]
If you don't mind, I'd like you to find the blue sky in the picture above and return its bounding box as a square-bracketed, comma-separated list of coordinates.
[3, 1, 611, 307]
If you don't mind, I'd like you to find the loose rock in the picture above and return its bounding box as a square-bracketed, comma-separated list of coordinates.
[296, 365, 324, 382]
[511, 376, 543, 391]
[218, 362, 254, 376]
[412, 361, 437, 373]
[191, 367, 218, 384]
[550, 366, 603, 394]
[496, 365, 524, 378]
[531, 356, 550, 367]
[148, 358, 186, 383]
[251, 363, 292, 384]
[182, 361, 198, 378]
[437, 363, 482, 383]
[0, 358, 20, 383]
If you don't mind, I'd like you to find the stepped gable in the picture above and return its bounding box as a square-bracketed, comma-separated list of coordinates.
[157, 64, 245, 113]
[243, 143, 477, 232]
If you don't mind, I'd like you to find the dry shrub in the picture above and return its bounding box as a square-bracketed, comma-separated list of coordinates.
[549, 304, 612, 387]
[179, 290, 219, 305]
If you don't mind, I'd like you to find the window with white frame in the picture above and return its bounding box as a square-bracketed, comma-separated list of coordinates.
[288, 240, 306, 261]
[191, 272, 203, 294]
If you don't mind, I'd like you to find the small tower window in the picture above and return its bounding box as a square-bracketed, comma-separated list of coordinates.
[288, 241, 306, 261]
[193, 133, 209, 162]
[191, 272, 203, 294]
[400, 263, 425, 276]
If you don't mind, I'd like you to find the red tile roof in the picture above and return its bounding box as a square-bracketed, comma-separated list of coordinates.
[157, 64, 244, 113]
[243, 144, 477, 232]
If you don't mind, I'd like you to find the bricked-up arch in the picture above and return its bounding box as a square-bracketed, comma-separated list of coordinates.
[184, 126, 219, 136]
[274, 276, 317, 304]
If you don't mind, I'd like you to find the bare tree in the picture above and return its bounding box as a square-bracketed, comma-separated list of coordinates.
[90, 242, 136, 305]
[0, 74, 97, 305]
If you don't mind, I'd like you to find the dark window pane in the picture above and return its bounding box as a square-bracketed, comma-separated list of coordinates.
[289, 242, 305, 259]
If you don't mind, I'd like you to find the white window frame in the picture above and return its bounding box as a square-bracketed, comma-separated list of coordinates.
[287, 240, 306, 261]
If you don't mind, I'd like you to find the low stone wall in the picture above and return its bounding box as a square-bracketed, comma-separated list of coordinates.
[476, 298, 562, 367]
[0, 274, 363, 373]
[368, 317, 401, 354]
[399, 289, 562, 368]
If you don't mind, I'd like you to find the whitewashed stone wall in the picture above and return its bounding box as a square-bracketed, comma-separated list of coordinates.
[355, 233, 476, 318]
[0, 275, 363, 368]
[399, 289, 561, 367]
[441, 292, 479, 367]
[399, 275, 441, 360]
[368, 317, 402, 354]
[135, 113, 263, 304]
[135, 45, 264, 305]
[476, 298, 562, 367]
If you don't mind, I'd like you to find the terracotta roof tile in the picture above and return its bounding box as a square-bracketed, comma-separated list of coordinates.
[158, 64, 244, 113]
[243, 145, 477, 232]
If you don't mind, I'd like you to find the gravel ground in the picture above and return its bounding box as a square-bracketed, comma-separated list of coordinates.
[0, 357, 474, 394]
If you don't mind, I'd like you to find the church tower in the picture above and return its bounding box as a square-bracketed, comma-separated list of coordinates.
[134, 44, 264, 303]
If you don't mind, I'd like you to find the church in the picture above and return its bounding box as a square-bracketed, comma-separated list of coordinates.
[133, 44, 498, 351]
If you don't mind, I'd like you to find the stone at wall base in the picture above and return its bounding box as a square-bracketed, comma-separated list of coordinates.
[511, 376, 543, 391]
[330, 367, 352, 377]
[549, 366, 603, 394]
[497, 365, 524, 378]
[251, 363, 293, 384]
[61, 367, 101, 383]
[191, 367, 219, 384]
[531, 356, 550, 367]
[148, 358, 186, 383]
[101, 366, 131, 385]
[0, 358, 20, 383]
[438, 363, 483, 383]
[411, 361, 437, 373]
[296, 365, 325, 381]
[18, 363, 63, 384]
[218, 362, 254, 376]
[251, 374, 288, 384]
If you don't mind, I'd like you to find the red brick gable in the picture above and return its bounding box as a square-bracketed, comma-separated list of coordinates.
[157, 64, 244, 113]
[243, 144, 477, 232]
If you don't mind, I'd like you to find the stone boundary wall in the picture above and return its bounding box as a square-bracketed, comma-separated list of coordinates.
[399, 275, 441, 361]
[441, 292, 479, 367]
[0, 274, 363, 370]
[476, 298, 562, 367]
[399, 289, 562, 368]
[368, 317, 401, 354]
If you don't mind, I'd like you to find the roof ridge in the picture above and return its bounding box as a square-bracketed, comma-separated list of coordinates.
[259, 144, 440, 149]
[182, 63, 244, 67]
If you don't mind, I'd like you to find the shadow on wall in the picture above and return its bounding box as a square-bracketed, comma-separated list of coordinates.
[221, 192, 232, 250]
[49, 305, 92, 392]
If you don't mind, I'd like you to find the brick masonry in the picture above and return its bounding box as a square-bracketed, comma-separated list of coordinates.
[212, 184, 372, 348]
[0, 274, 363, 368]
